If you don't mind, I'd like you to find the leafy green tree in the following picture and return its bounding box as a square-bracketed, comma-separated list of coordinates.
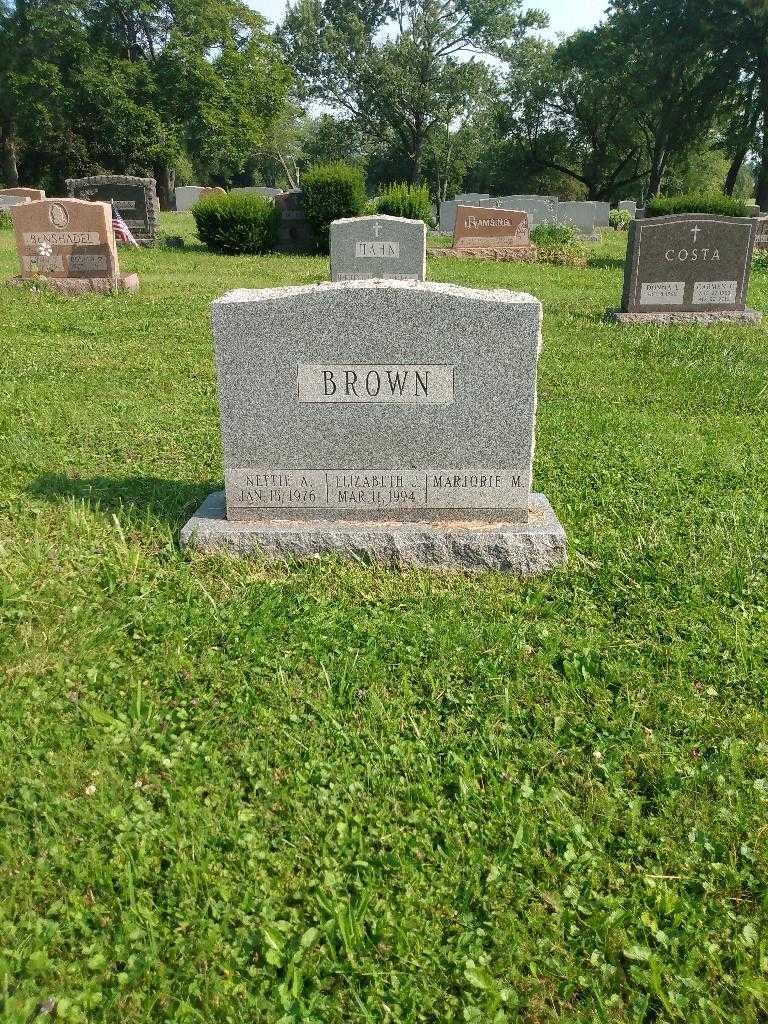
[0, 0, 292, 204]
[279, 0, 547, 186]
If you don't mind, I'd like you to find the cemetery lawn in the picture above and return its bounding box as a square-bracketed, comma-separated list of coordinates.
[2, 215, 768, 1024]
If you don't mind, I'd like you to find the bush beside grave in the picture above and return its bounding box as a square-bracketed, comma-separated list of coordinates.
[376, 183, 433, 225]
[302, 163, 367, 253]
[192, 193, 280, 255]
[609, 209, 632, 230]
[646, 192, 749, 218]
[0, 209, 11, 230]
[530, 223, 588, 266]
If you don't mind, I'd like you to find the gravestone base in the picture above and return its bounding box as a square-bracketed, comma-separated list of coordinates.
[7, 272, 139, 295]
[427, 246, 537, 262]
[608, 307, 762, 325]
[181, 490, 567, 575]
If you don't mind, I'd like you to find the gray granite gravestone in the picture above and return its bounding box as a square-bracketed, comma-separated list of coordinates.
[65, 175, 159, 245]
[455, 193, 490, 204]
[557, 201, 599, 238]
[480, 196, 558, 227]
[181, 280, 566, 572]
[615, 213, 761, 323]
[232, 186, 283, 197]
[619, 200, 637, 216]
[330, 215, 426, 281]
[275, 189, 317, 253]
[0, 195, 31, 208]
[592, 202, 611, 227]
[755, 217, 768, 250]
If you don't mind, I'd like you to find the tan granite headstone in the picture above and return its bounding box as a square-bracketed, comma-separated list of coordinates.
[453, 204, 532, 249]
[0, 186, 46, 202]
[9, 198, 138, 294]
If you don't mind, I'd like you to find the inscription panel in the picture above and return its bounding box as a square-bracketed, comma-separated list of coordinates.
[692, 279, 737, 304]
[640, 281, 684, 306]
[297, 364, 453, 403]
[226, 469, 527, 517]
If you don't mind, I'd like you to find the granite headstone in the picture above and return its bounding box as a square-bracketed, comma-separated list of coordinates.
[181, 280, 566, 572]
[452, 205, 532, 250]
[618, 200, 637, 216]
[0, 187, 45, 202]
[330, 215, 426, 281]
[175, 185, 225, 212]
[9, 198, 138, 294]
[65, 175, 159, 245]
[556, 201, 599, 238]
[617, 213, 760, 322]
[276, 189, 317, 253]
[0, 195, 31, 208]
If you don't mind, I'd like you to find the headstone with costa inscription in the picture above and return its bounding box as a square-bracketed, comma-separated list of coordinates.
[614, 213, 760, 323]
[330, 215, 426, 281]
[181, 280, 566, 573]
[8, 198, 138, 294]
[66, 175, 159, 245]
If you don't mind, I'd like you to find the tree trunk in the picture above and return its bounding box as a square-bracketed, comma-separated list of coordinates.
[758, 66, 768, 211]
[723, 149, 748, 195]
[1, 128, 19, 186]
[154, 165, 175, 210]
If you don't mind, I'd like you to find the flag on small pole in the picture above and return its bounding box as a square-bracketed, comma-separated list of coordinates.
[111, 205, 140, 247]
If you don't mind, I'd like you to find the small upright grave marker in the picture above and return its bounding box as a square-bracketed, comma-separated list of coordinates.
[0, 187, 45, 202]
[276, 190, 317, 253]
[175, 185, 225, 212]
[330, 216, 426, 281]
[614, 213, 760, 323]
[66, 175, 159, 245]
[8, 198, 138, 294]
[182, 280, 566, 573]
[430, 205, 535, 261]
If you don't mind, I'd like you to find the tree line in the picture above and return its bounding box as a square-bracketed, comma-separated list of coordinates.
[1, 0, 766, 208]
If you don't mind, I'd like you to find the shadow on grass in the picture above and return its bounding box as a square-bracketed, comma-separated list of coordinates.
[28, 473, 218, 528]
[588, 255, 626, 270]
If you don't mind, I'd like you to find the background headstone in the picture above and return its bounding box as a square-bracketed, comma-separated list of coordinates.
[175, 185, 226, 211]
[0, 187, 45, 202]
[619, 213, 759, 319]
[275, 189, 317, 253]
[181, 280, 566, 572]
[453, 205, 531, 249]
[330, 215, 426, 281]
[232, 186, 283, 197]
[618, 200, 637, 215]
[592, 202, 611, 227]
[0, 195, 31, 208]
[480, 196, 558, 228]
[9, 197, 138, 293]
[556, 201, 599, 238]
[65, 175, 159, 245]
[754, 217, 768, 250]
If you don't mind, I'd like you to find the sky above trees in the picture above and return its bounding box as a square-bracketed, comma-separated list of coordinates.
[251, 0, 607, 35]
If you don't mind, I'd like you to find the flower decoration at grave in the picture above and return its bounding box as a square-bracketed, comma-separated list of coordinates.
[37, 241, 53, 258]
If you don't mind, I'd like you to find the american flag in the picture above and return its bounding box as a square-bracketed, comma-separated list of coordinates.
[111, 205, 140, 246]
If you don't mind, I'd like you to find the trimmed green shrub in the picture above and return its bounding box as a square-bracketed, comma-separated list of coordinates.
[376, 183, 433, 225]
[646, 192, 749, 218]
[530, 223, 587, 267]
[0, 209, 12, 230]
[609, 209, 632, 230]
[192, 193, 280, 255]
[302, 162, 367, 253]
[531, 223, 578, 246]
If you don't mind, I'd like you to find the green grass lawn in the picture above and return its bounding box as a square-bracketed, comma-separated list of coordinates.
[1, 215, 768, 1024]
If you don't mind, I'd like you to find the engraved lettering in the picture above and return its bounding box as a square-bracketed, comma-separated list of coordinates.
[323, 370, 337, 396]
